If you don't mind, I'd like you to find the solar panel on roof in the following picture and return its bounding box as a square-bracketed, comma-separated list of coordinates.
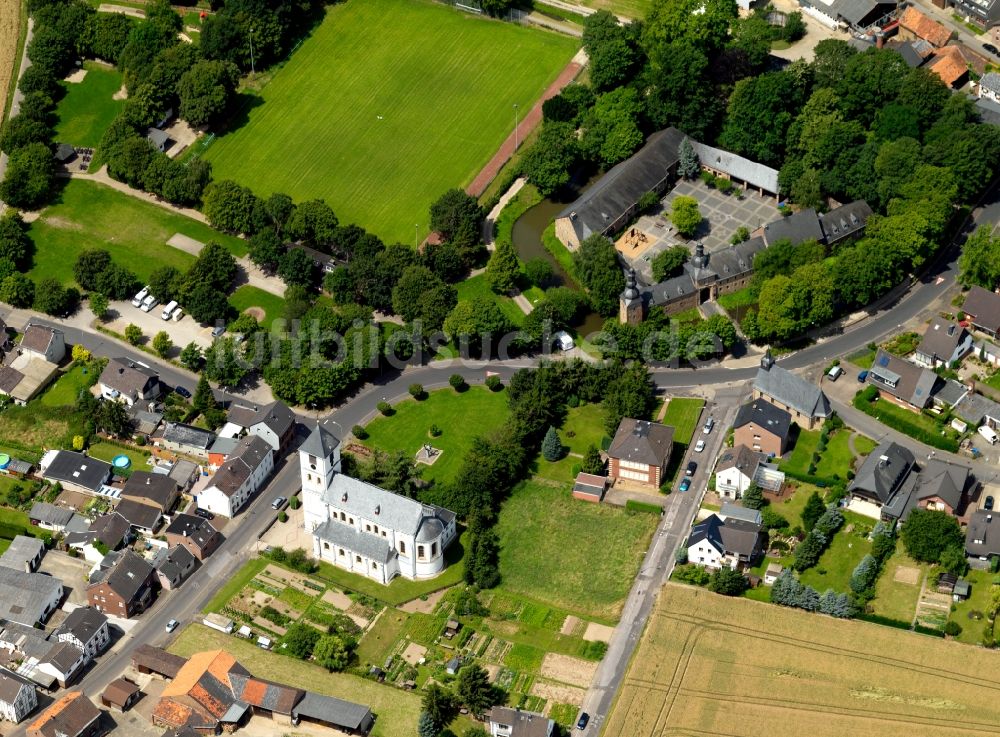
[878, 355, 890, 367]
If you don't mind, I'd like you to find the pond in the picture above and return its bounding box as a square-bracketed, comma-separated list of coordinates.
[510, 188, 606, 337]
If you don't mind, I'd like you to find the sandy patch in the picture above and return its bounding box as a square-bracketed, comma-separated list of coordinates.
[539, 653, 598, 688]
[321, 589, 353, 610]
[242, 306, 266, 322]
[64, 68, 88, 84]
[484, 663, 501, 682]
[185, 25, 200, 33]
[401, 642, 427, 666]
[399, 587, 447, 614]
[583, 621, 614, 643]
[112, 83, 128, 101]
[560, 615, 579, 636]
[44, 216, 84, 231]
[178, 32, 193, 43]
[167, 233, 206, 255]
[164, 118, 198, 158]
[20, 211, 41, 223]
[894, 566, 920, 585]
[98, 3, 145, 18]
[530, 679, 585, 705]
[346, 612, 370, 629]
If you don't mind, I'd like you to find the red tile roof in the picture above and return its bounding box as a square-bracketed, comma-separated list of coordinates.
[899, 7, 952, 47]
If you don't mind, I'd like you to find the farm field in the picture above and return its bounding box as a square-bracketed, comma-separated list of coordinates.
[605, 583, 1000, 737]
[26, 180, 247, 287]
[202, 0, 578, 244]
[0, 0, 22, 123]
[496, 478, 657, 620]
[53, 61, 124, 147]
[576, 0, 651, 18]
[361, 386, 509, 484]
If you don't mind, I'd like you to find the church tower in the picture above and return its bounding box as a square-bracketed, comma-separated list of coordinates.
[619, 268, 643, 325]
[299, 421, 341, 532]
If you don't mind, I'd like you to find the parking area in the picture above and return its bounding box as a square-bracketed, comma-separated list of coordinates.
[39, 550, 94, 606]
[259, 506, 311, 552]
[101, 299, 218, 352]
[620, 179, 779, 283]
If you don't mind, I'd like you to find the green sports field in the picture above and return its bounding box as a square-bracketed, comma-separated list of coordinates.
[202, 0, 578, 244]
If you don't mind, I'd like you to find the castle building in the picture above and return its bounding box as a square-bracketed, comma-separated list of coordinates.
[300, 423, 457, 584]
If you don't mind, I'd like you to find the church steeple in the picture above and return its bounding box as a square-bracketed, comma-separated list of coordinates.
[619, 268, 643, 325]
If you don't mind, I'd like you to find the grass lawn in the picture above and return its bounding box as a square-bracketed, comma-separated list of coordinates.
[847, 347, 876, 370]
[228, 285, 285, 330]
[87, 442, 151, 475]
[362, 387, 509, 484]
[356, 608, 410, 666]
[170, 624, 423, 737]
[813, 431, 855, 478]
[662, 397, 704, 445]
[771, 482, 817, 530]
[531, 403, 609, 485]
[27, 180, 247, 287]
[872, 542, 927, 623]
[797, 526, 872, 593]
[37, 364, 95, 408]
[315, 531, 466, 606]
[573, 0, 651, 18]
[53, 61, 123, 147]
[204, 558, 267, 613]
[716, 286, 757, 310]
[781, 429, 819, 476]
[0, 402, 88, 455]
[949, 568, 995, 645]
[496, 478, 658, 620]
[454, 273, 526, 327]
[203, 0, 578, 244]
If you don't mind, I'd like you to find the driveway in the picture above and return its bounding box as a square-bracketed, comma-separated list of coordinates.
[101, 299, 217, 351]
[39, 551, 93, 607]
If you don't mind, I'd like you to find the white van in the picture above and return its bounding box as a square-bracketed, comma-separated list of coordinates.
[827, 365, 844, 381]
[132, 286, 149, 307]
[161, 300, 178, 320]
[140, 294, 158, 312]
[978, 425, 999, 445]
[171, 307, 184, 321]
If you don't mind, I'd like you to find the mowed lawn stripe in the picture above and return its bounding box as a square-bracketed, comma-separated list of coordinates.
[205, 0, 578, 244]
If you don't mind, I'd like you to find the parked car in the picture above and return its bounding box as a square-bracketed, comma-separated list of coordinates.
[174, 385, 192, 399]
[685, 460, 697, 476]
[986, 496, 995, 511]
[576, 713, 590, 730]
[194, 508, 214, 520]
[679, 478, 691, 492]
[131, 286, 150, 307]
[827, 366, 843, 381]
[857, 370, 869, 383]
[211, 325, 226, 338]
[140, 294, 158, 312]
[984, 42, 999, 56]
[165, 619, 179, 633]
[694, 439, 705, 453]
[703, 418, 715, 434]
[271, 496, 287, 510]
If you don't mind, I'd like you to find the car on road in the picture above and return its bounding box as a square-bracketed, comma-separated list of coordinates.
[984, 42, 999, 56]
[194, 508, 214, 520]
[694, 439, 705, 453]
[986, 496, 995, 511]
[857, 370, 869, 383]
[703, 418, 714, 434]
[211, 325, 226, 338]
[271, 496, 288, 510]
[576, 713, 590, 730]
[679, 478, 691, 492]
[174, 385, 192, 399]
[166, 619, 179, 633]
[685, 460, 697, 476]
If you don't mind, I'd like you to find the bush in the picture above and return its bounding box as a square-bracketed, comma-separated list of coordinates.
[429, 424, 442, 437]
[853, 390, 959, 452]
[289, 496, 300, 510]
[485, 375, 502, 392]
[674, 564, 710, 586]
[449, 374, 467, 391]
[124, 323, 143, 345]
[351, 424, 368, 440]
[278, 510, 288, 523]
[409, 383, 425, 400]
[377, 401, 392, 416]
[943, 620, 962, 637]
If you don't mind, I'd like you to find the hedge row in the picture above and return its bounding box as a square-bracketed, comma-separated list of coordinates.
[779, 467, 844, 489]
[852, 395, 960, 452]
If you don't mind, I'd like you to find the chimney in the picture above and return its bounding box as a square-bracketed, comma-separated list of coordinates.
[875, 31, 885, 48]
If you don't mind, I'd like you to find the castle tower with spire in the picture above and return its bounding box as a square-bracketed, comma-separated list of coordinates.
[619, 268, 643, 325]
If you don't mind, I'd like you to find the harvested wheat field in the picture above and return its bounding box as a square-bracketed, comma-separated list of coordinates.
[604, 584, 1000, 737]
[0, 0, 20, 121]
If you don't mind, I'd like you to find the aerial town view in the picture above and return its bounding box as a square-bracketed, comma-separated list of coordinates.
[5, 0, 1000, 734]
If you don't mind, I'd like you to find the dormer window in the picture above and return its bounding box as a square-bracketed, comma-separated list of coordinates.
[375, 504, 380, 515]
[342, 493, 348, 502]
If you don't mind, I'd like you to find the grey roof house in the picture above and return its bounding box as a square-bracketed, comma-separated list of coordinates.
[0, 536, 46, 573]
[848, 442, 923, 521]
[607, 418, 674, 489]
[0, 567, 63, 626]
[39, 451, 112, 494]
[966, 510, 1000, 563]
[962, 286, 1000, 337]
[866, 349, 941, 410]
[28, 503, 73, 531]
[99, 358, 159, 406]
[914, 318, 973, 368]
[687, 513, 764, 569]
[160, 423, 215, 459]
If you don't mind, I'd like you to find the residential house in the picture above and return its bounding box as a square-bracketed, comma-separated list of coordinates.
[66, 512, 131, 562]
[953, 391, 1000, 429]
[953, 0, 1000, 27]
[0, 568, 62, 626]
[196, 435, 274, 518]
[912, 458, 973, 516]
[159, 423, 215, 460]
[113, 498, 162, 535]
[487, 706, 555, 737]
[206, 435, 238, 469]
[18, 325, 65, 364]
[146, 128, 171, 152]
[164, 514, 221, 560]
[715, 446, 767, 500]
[606, 418, 674, 489]
[687, 513, 764, 570]
[26, 691, 101, 737]
[0, 667, 36, 723]
[0, 536, 45, 573]
[87, 549, 157, 619]
[0, 621, 83, 688]
[101, 678, 140, 712]
[963, 285, 1000, 337]
[28, 502, 74, 532]
[34, 642, 86, 688]
[897, 7, 952, 47]
[98, 358, 159, 406]
[121, 471, 179, 516]
[38, 451, 112, 495]
[752, 352, 830, 429]
[966, 510, 1000, 564]
[866, 349, 941, 411]
[817, 200, 874, 247]
[979, 71, 1000, 103]
[301, 422, 457, 584]
[926, 45, 970, 88]
[554, 127, 687, 249]
[914, 317, 973, 368]
[219, 400, 296, 453]
[154, 545, 198, 590]
[166, 459, 200, 492]
[54, 607, 110, 663]
[733, 398, 791, 456]
[571, 472, 607, 503]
